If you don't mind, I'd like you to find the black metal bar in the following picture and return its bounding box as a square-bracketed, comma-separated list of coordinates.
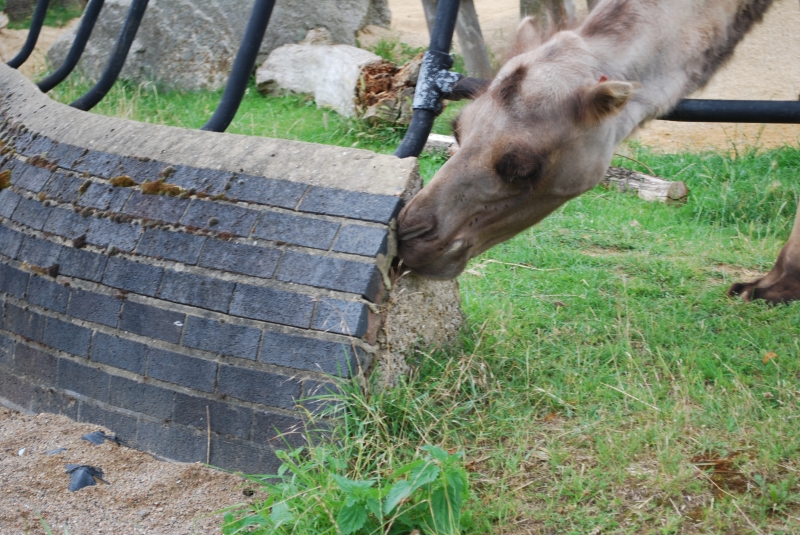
[70, 0, 149, 111]
[6, 0, 51, 69]
[37, 0, 106, 93]
[660, 99, 800, 123]
[395, 0, 462, 158]
[201, 0, 276, 132]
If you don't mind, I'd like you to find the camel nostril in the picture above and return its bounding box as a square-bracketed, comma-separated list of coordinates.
[398, 223, 435, 242]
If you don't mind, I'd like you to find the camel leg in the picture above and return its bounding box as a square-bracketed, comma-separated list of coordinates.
[729, 200, 800, 304]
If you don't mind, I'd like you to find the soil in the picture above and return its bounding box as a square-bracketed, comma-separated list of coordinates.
[0, 408, 262, 534]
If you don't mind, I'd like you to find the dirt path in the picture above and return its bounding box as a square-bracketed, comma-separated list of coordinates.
[0, 408, 261, 535]
[0, 22, 75, 80]
[379, 0, 800, 151]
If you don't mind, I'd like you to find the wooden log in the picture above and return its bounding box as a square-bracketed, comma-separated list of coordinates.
[423, 134, 689, 203]
[603, 167, 689, 203]
[421, 0, 493, 79]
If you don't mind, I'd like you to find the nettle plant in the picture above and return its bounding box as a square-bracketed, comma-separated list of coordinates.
[222, 445, 470, 535]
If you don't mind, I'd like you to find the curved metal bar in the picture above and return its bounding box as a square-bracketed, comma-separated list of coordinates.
[660, 99, 800, 123]
[201, 0, 276, 132]
[395, 0, 461, 158]
[6, 0, 51, 69]
[70, 0, 149, 111]
[37, 0, 106, 93]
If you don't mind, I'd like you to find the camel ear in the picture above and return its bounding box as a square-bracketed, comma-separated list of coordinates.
[579, 80, 637, 125]
[509, 16, 543, 57]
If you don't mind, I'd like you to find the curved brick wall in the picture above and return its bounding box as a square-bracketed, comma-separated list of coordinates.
[0, 65, 460, 473]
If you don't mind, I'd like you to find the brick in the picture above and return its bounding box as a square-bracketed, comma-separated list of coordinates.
[298, 187, 402, 224]
[91, 332, 148, 375]
[102, 256, 164, 296]
[312, 298, 369, 337]
[180, 200, 259, 236]
[137, 420, 206, 463]
[43, 316, 93, 357]
[260, 331, 360, 377]
[168, 166, 231, 195]
[119, 301, 184, 344]
[15, 343, 58, 383]
[0, 369, 33, 409]
[67, 289, 121, 328]
[57, 247, 108, 282]
[123, 191, 190, 224]
[209, 435, 281, 474]
[173, 393, 252, 439]
[158, 271, 234, 312]
[0, 334, 13, 369]
[277, 251, 383, 301]
[74, 151, 123, 178]
[108, 375, 174, 420]
[252, 410, 307, 449]
[27, 275, 70, 314]
[11, 196, 52, 230]
[11, 163, 52, 193]
[12, 131, 33, 154]
[0, 189, 22, 218]
[226, 175, 307, 209]
[229, 284, 315, 328]
[42, 206, 91, 239]
[147, 348, 217, 392]
[136, 228, 206, 264]
[77, 182, 132, 212]
[182, 316, 261, 360]
[0, 263, 29, 298]
[0, 157, 18, 173]
[26, 134, 55, 157]
[47, 142, 86, 169]
[198, 239, 281, 279]
[217, 364, 301, 410]
[57, 358, 109, 401]
[31, 386, 79, 420]
[113, 157, 165, 183]
[3, 303, 45, 341]
[16, 235, 61, 266]
[253, 211, 339, 250]
[41, 173, 84, 203]
[86, 217, 142, 253]
[0, 224, 23, 258]
[79, 402, 138, 446]
[332, 225, 388, 257]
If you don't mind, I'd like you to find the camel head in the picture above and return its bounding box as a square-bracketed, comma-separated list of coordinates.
[398, 18, 636, 279]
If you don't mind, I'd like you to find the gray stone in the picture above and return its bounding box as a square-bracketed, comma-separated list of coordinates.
[0, 225, 24, 259]
[332, 225, 388, 257]
[119, 301, 185, 344]
[108, 375, 174, 420]
[182, 315, 262, 360]
[102, 256, 165, 297]
[27, 275, 70, 314]
[158, 271, 235, 312]
[147, 348, 217, 393]
[57, 358, 109, 401]
[253, 211, 339, 250]
[43, 317, 93, 358]
[67, 289, 122, 328]
[0, 189, 22, 218]
[198, 239, 281, 279]
[276, 251, 383, 301]
[47, 0, 391, 91]
[136, 229, 207, 264]
[217, 364, 301, 410]
[12, 197, 52, 231]
[173, 393, 252, 439]
[17, 235, 61, 267]
[57, 247, 108, 282]
[229, 284, 315, 328]
[91, 332, 149, 375]
[86, 217, 142, 253]
[312, 298, 369, 337]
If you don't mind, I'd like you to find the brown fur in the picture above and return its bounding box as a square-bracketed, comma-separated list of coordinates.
[581, 0, 640, 38]
[496, 66, 528, 106]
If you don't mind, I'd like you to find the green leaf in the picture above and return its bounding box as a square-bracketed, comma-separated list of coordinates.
[391, 459, 425, 479]
[337, 503, 369, 534]
[365, 497, 383, 519]
[269, 500, 294, 528]
[422, 445, 451, 463]
[333, 474, 375, 496]
[427, 485, 461, 535]
[409, 461, 440, 490]
[383, 480, 413, 514]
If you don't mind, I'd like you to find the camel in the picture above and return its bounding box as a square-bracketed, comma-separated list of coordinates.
[397, 0, 800, 305]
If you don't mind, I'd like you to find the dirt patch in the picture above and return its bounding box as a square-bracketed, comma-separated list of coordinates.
[0, 408, 262, 535]
[0, 21, 76, 79]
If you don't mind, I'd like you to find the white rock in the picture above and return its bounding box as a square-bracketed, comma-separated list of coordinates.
[256, 39, 383, 117]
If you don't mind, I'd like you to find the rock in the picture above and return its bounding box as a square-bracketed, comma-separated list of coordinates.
[0, 12, 9, 31]
[47, 0, 391, 91]
[256, 34, 385, 117]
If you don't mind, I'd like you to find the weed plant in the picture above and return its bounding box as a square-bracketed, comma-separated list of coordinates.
[36, 62, 800, 533]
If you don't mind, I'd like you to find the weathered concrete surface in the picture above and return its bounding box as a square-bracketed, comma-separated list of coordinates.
[256, 31, 384, 117]
[47, 0, 392, 91]
[0, 64, 417, 197]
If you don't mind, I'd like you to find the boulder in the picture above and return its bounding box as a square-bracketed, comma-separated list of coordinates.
[47, 0, 391, 91]
[256, 30, 386, 118]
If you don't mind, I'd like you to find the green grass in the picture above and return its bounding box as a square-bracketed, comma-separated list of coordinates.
[40, 69, 800, 533]
[2, 1, 85, 30]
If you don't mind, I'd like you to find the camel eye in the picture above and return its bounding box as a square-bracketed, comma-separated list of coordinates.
[494, 151, 542, 183]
